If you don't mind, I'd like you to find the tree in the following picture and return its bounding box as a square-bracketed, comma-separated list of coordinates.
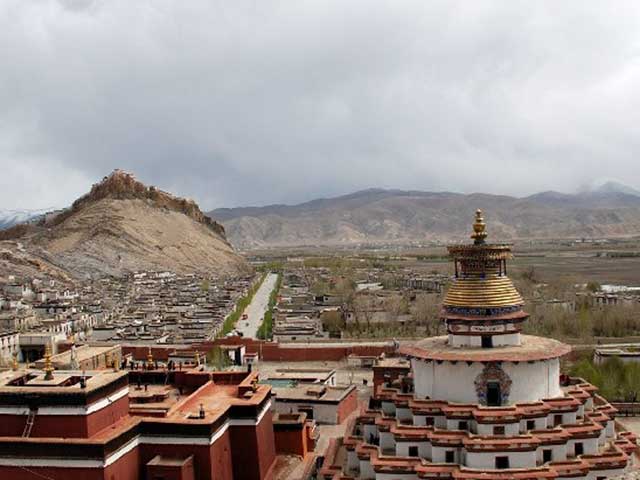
[311, 280, 329, 296]
[385, 294, 406, 322]
[586, 281, 601, 293]
[207, 346, 232, 370]
[353, 294, 376, 330]
[412, 293, 441, 336]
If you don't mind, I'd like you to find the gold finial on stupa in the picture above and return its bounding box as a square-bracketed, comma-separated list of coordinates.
[44, 344, 54, 381]
[12, 351, 18, 371]
[471, 209, 488, 245]
[146, 347, 154, 370]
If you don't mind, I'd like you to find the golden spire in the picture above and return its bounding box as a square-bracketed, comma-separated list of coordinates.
[471, 209, 488, 245]
[146, 347, 154, 370]
[44, 344, 54, 381]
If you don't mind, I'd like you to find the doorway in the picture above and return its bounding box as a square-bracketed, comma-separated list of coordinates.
[486, 382, 501, 406]
[481, 336, 493, 348]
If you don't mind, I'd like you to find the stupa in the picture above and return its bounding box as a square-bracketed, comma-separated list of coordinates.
[326, 211, 637, 480]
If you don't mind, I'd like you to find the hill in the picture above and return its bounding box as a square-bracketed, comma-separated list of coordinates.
[211, 188, 640, 248]
[0, 170, 248, 278]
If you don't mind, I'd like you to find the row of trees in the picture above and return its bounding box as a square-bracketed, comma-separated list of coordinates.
[524, 302, 640, 340]
[571, 356, 640, 402]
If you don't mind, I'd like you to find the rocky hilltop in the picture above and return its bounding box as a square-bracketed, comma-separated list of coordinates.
[0, 170, 248, 278]
[211, 187, 640, 248]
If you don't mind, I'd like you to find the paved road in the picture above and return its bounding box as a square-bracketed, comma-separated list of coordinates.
[235, 273, 278, 339]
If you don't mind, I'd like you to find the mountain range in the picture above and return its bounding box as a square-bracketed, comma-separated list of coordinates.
[0, 170, 247, 280]
[210, 182, 640, 248]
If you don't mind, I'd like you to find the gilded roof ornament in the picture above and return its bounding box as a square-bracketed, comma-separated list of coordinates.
[471, 209, 487, 245]
[44, 344, 54, 381]
[146, 347, 154, 369]
[12, 351, 18, 371]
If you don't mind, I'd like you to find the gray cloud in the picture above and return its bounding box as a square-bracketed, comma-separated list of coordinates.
[2, 0, 640, 210]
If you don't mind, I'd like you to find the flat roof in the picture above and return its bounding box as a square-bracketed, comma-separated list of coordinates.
[50, 344, 120, 363]
[273, 384, 355, 403]
[400, 334, 571, 362]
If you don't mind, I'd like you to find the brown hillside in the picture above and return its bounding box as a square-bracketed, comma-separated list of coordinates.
[1, 170, 248, 278]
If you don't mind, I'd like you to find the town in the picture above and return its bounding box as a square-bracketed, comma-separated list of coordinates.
[2, 210, 640, 479]
[3, 3, 640, 479]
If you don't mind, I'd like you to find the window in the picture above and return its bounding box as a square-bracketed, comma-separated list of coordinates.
[554, 414, 563, 427]
[425, 417, 434, 426]
[445, 450, 455, 463]
[526, 420, 535, 430]
[408, 446, 419, 457]
[575, 442, 584, 456]
[299, 407, 314, 420]
[543, 449, 552, 463]
[458, 421, 468, 431]
[495, 456, 510, 469]
[493, 425, 505, 435]
[481, 336, 493, 348]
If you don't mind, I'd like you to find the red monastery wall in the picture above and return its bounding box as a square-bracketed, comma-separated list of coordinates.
[0, 466, 106, 480]
[125, 339, 395, 364]
[230, 414, 277, 480]
[104, 446, 140, 480]
[258, 343, 393, 362]
[0, 394, 129, 438]
[336, 387, 359, 424]
[273, 420, 312, 457]
[87, 394, 129, 436]
[139, 443, 215, 480]
[210, 428, 235, 480]
[203, 338, 393, 362]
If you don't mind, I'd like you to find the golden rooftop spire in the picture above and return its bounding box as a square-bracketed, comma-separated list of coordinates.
[146, 347, 154, 370]
[444, 210, 524, 309]
[44, 344, 54, 381]
[471, 209, 487, 245]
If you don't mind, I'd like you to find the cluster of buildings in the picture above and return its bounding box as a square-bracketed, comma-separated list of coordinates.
[272, 266, 448, 341]
[0, 271, 258, 366]
[0, 349, 316, 480]
[90, 271, 256, 344]
[0, 210, 639, 479]
[272, 271, 336, 342]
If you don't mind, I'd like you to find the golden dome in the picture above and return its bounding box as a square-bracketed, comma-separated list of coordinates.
[444, 276, 523, 308]
[444, 210, 523, 309]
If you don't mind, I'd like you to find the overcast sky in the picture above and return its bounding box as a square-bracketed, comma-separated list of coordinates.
[2, 1, 640, 210]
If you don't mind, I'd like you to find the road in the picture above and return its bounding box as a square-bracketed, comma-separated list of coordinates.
[235, 273, 278, 339]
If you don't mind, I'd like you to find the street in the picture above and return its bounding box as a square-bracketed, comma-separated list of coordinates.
[235, 272, 278, 339]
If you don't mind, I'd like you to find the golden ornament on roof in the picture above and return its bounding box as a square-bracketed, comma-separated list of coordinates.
[44, 344, 54, 381]
[471, 209, 487, 245]
[443, 210, 524, 309]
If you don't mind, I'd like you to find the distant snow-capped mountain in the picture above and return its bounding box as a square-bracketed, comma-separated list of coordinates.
[0, 209, 53, 230]
[592, 180, 640, 197]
